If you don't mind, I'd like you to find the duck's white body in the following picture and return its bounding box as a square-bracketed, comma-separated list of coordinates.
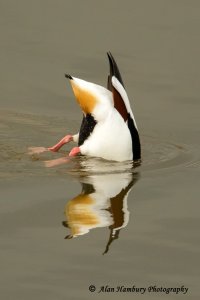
[47, 52, 141, 162]
[81, 108, 132, 161]
[68, 76, 133, 161]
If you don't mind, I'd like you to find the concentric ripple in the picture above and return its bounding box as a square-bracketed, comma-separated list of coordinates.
[139, 135, 199, 173]
[1, 110, 199, 180]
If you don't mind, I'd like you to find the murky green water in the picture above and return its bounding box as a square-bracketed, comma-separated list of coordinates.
[1, 1, 200, 299]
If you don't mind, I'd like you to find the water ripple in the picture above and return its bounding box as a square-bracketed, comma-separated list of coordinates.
[1, 111, 199, 180]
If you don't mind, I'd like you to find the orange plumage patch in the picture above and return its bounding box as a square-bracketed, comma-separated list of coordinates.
[65, 194, 99, 236]
[70, 81, 97, 114]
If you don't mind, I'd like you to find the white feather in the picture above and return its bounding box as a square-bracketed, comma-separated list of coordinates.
[80, 108, 132, 161]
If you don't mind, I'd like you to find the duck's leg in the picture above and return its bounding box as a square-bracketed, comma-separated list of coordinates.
[44, 141, 81, 168]
[48, 135, 72, 152]
[28, 133, 79, 155]
[48, 133, 79, 152]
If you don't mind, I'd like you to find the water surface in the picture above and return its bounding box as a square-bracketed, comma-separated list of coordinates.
[1, 1, 200, 299]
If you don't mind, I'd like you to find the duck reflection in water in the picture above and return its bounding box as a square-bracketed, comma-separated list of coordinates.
[62, 172, 139, 254]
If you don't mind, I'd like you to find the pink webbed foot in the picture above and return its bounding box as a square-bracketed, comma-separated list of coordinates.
[48, 135, 73, 152]
[69, 147, 81, 157]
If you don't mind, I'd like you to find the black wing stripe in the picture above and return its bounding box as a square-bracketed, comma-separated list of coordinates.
[127, 115, 141, 160]
[107, 52, 125, 88]
[78, 114, 97, 146]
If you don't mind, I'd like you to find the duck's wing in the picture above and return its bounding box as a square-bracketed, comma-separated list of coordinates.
[107, 52, 141, 160]
[107, 52, 128, 122]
